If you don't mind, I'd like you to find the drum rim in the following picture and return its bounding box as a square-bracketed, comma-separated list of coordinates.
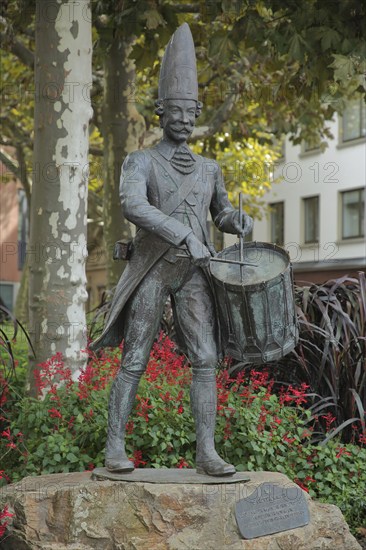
[210, 241, 291, 291]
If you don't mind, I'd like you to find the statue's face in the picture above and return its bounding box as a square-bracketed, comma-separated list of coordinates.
[162, 99, 196, 143]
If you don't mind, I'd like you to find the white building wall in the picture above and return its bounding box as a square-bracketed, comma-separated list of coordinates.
[226, 115, 366, 276]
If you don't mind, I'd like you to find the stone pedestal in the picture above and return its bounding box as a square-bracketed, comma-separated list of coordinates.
[0, 469, 361, 550]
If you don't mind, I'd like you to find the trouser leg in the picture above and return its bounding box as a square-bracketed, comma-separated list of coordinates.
[190, 368, 216, 457]
[190, 367, 235, 476]
[105, 261, 169, 472]
[105, 369, 144, 472]
[174, 267, 235, 476]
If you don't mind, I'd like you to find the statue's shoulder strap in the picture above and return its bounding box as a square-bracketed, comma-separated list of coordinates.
[147, 148, 199, 216]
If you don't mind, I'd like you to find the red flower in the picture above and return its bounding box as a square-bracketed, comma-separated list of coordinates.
[322, 412, 336, 432]
[335, 446, 351, 459]
[160, 391, 173, 403]
[250, 369, 269, 389]
[294, 479, 309, 493]
[177, 457, 189, 469]
[283, 434, 296, 444]
[0, 471, 10, 483]
[48, 408, 62, 419]
[1, 428, 10, 439]
[126, 421, 134, 434]
[133, 450, 147, 468]
[68, 416, 75, 429]
[135, 396, 153, 422]
[0, 505, 13, 538]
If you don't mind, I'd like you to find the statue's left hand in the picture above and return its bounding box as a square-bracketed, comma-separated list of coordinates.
[185, 233, 211, 267]
[232, 211, 254, 236]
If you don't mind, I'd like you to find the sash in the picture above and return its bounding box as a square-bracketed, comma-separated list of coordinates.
[148, 148, 199, 216]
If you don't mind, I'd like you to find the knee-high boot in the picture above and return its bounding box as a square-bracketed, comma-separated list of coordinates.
[105, 369, 143, 472]
[190, 368, 236, 476]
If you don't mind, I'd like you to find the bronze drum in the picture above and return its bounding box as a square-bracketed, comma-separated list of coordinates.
[210, 242, 298, 364]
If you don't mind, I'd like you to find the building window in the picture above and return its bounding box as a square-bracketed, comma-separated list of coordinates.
[209, 220, 224, 252]
[303, 196, 319, 243]
[244, 229, 253, 243]
[97, 285, 106, 304]
[0, 283, 14, 312]
[342, 97, 366, 142]
[270, 202, 284, 245]
[303, 137, 321, 153]
[341, 188, 364, 239]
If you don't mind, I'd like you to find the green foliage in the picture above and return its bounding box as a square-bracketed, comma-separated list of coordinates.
[192, 130, 282, 217]
[2, 0, 366, 199]
[1, 336, 365, 533]
[0, 312, 31, 411]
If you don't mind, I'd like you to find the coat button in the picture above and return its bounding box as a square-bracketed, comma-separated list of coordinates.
[164, 172, 168, 177]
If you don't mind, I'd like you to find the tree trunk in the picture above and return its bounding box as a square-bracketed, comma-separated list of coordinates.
[14, 257, 29, 324]
[28, 0, 92, 394]
[101, 36, 145, 288]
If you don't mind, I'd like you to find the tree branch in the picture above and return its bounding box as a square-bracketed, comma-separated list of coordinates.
[89, 146, 103, 157]
[0, 137, 15, 146]
[204, 93, 236, 136]
[15, 145, 31, 205]
[0, 33, 34, 68]
[198, 72, 219, 89]
[168, 4, 200, 13]
[91, 73, 103, 98]
[0, 117, 33, 148]
[0, 149, 20, 180]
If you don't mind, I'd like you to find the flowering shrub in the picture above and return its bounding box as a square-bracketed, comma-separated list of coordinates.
[231, 273, 366, 444]
[0, 504, 13, 539]
[0, 333, 365, 533]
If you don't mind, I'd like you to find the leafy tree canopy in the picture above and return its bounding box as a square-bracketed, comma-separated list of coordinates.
[1, 0, 365, 215]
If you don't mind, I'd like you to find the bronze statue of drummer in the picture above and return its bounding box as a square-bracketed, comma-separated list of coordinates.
[91, 23, 253, 476]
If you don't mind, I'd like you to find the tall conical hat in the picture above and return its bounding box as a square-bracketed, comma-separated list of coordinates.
[158, 22, 198, 101]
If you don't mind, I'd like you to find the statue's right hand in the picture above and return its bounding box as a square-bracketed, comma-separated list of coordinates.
[185, 233, 211, 267]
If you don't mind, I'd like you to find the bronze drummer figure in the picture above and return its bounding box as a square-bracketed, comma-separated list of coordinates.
[91, 23, 253, 476]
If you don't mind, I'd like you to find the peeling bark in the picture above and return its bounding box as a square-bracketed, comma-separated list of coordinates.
[28, 0, 92, 393]
[101, 36, 145, 287]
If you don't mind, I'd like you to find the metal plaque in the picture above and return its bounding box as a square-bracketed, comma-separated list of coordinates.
[235, 482, 309, 539]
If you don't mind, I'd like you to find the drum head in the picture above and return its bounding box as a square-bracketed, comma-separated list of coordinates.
[210, 242, 289, 287]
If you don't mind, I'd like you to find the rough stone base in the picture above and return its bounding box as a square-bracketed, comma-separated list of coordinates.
[0, 470, 361, 550]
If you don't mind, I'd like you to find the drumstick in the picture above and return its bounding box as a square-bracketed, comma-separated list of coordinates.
[176, 254, 257, 267]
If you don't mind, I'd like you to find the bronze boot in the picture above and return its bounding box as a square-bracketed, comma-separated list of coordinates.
[105, 370, 142, 472]
[190, 368, 236, 476]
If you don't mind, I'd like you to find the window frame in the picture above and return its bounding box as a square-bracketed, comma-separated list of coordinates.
[340, 187, 365, 240]
[341, 97, 366, 143]
[269, 201, 285, 245]
[0, 283, 15, 312]
[303, 195, 320, 244]
[302, 139, 321, 155]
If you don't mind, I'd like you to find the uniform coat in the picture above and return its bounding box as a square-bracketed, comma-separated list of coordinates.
[91, 139, 238, 352]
